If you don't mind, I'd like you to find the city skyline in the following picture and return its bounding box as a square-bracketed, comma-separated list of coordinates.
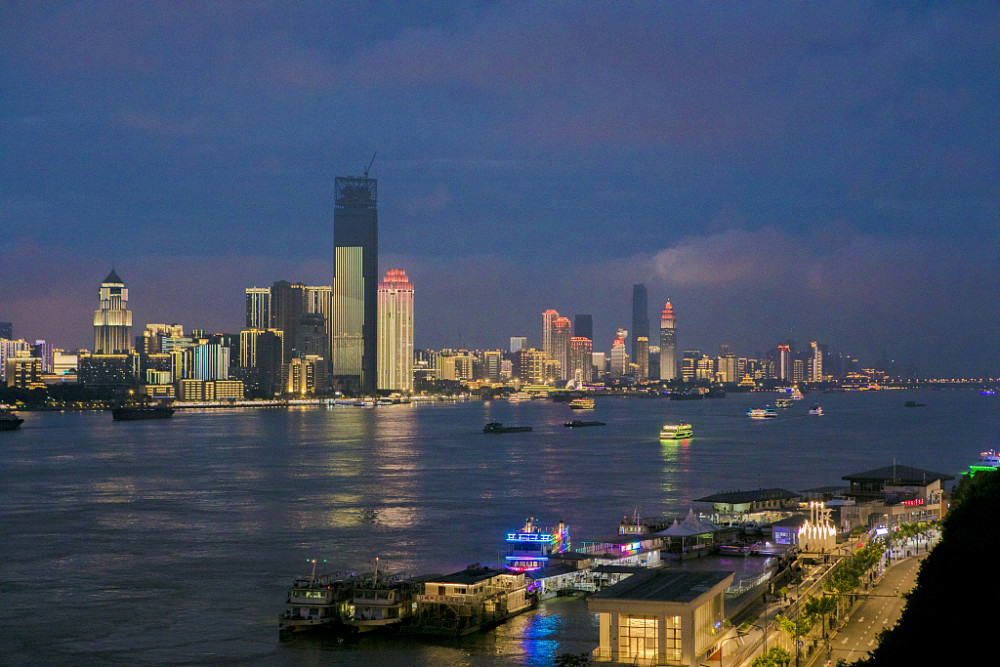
[2, 4, 998, 376]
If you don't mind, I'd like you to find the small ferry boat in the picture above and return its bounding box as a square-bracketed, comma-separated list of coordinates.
[808, 405, 824, 415]
[279, 562, 360, 637]
[504, 518, 569, 572]
[775, 397, 794, 408]
[507, 392, 533, 402]
[483, 420, 532, 434]
[659, 423, 693, 440]
[568, 397, 595, 409]
[790, 386, 804, 400]
[0, 405, 24, 431]
[111, 402, 174, 421]
[564, 419, 606, 428]
[350, 568, 419, 634]
[747, 408, 778, 419]
[967, 449, 1000, 477]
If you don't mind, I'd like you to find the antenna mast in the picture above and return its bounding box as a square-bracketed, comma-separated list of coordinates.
[364, 152, 377, 178]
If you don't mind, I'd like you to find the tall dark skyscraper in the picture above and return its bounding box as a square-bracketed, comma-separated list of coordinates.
[631, 284, 649, 363]
[574, 314, 593, 342]
[332, 173, 378, 395]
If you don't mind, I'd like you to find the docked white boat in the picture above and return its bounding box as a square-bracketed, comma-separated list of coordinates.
[278, 562, 360, 637]
[508, 392, 533, 402]
[659, 423, 693, 440]
[351, 573, 418, 634]
[747, 408, 777, 419]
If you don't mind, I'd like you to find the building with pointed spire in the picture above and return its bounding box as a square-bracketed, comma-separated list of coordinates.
[93, 270, 133, 354]
[659, 301, 677, 381]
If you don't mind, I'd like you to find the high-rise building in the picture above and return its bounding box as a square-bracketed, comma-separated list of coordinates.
[810, 341, 823, 382]
[93, 270, 133, 354]
[635, 336, 649, 380]
[658, 301, 677, 381]
[510, 337, 527, 354]
[376, 269, 414, 392]
[609, 335, 629, 378]
[0, 322, 11, 340]
[569, 337, 593, 384]
[332, 173, 378, 394]
[542, 309, 559, 360]
[245, 287, 271, 329]
[777, 344, 792, 382]
[574, 314, 593, 342]
[551, 316, 572, 380]
[270, 281, 307, 363]
[631, 284, 649, 363]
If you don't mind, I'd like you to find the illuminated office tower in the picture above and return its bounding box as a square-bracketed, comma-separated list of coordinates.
[376, 269, 414, 392]
[510, 336, 527, 354]
[810, 341, 823, 382]
[305, 286, 332, 358]
[192, 342, 230, 381]
[635, 336, 649, 380]
[551, 316, 572, 380]
[658, 301, 677, 381]
[569, 337, 593, 384]
[777, 344, 792, 381]
[483, 350, 502, 382]
[609, 335, 629, 378]
[332, 173, 378, 394]
[245, 287, 271, 329]
[631, 284, 649, 363]
[542, 309, 559, 360]
[93, 270, 133, 354]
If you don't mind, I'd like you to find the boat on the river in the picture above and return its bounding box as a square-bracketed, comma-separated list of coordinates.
[775, 397, 794, 408]
[483, 420, 532, 434]
[747, 408, 777, 419]
[564, 419, 606, 428]
[504, 518, 569, 572]
[808, 405, 824, 415]
[967, 448, 1000, 477]
[0, 405, 24, 431]
[568, 397, 595, 409]
[659, 423, 693, 440]
[350, 569, 421, 634]
[279, 563, 360, 638]
[904, 400, 926, 408]
[111, 401, 174, 421]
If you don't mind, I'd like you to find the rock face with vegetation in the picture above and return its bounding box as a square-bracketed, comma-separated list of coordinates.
[853, 469, 1000, 665]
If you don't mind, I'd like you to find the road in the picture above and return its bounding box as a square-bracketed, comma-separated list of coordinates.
[809, 552, 926, 667]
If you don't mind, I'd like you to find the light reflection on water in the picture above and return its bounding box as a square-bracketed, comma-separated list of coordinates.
[0, 390, 995, 665]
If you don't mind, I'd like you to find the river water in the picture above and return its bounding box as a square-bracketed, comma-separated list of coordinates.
[1, 389, 995, 665]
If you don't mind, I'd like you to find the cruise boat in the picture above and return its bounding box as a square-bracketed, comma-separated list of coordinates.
[504, 518, 569, 572]
[278, 562, 360, 637]
[808, 405, 824, 415]
[564, 419, 606, 427]
[568, 397, 595, 409]
[507, 392, 533, 402]
[0, 405, 24, 431]
[775, 397, 794, 408]
[790, 386, 804, 400]
[747, 408, 778, 419]
[659, 423, 693, 440]
[967, 449, 1000, 477]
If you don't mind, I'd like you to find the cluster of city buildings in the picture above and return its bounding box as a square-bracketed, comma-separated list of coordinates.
[0, 174, 910, 399]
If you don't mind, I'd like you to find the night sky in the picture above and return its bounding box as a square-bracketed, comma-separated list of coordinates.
[2, 3, 997, 376]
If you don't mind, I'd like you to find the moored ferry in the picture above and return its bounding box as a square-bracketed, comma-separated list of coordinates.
[659, 423, 693, 440]
[351, 571, 420, 634]
[278, 562, 360, 638]
[504, 518, 569, 572]
[1, 405, 24, 431]
[747, 408, 778, 419]
[568, 397, 595, 409]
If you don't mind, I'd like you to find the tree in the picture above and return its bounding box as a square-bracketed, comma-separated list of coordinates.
[751, 646, 791, 667]
[804, 594, 837, 638]
[776, 613, 816, 667]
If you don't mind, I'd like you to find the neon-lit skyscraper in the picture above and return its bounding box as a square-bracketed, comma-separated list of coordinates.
[542, 309, 559, 360]
[245, 287, 270, 329]
[810, 341, 823, 382]
[332, 173, 378, 394]
[777, 344, 792, 381]
[551, 316, 572, 380]
[659, 301, 677, 381]
[93, 270, 133, 354]
[377, 269, 414, 392]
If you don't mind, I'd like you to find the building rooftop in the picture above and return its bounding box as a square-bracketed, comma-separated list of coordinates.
[695, 488, 801, 504]
[425, 565, 515, 586]
[589, 569, 734, 604]
[842, 465, 954, 484]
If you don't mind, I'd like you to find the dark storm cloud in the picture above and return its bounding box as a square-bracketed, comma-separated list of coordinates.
[1, 2, 997, 376]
